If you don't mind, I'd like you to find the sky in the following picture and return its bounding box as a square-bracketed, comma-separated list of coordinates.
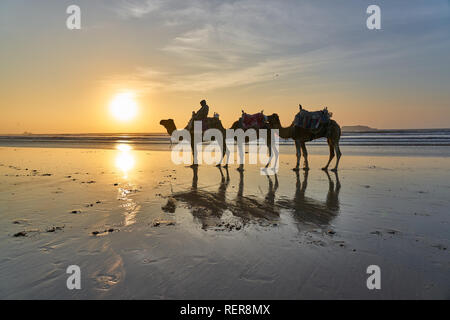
[0, 0, 449, 133]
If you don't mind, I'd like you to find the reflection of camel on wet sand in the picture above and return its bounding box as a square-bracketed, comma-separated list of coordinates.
[167, 166, 230, 229]
[163, 168, 340, 231]
[163, 167, 280, 230]
[277, 170, 341, 229]
[230, 171, 279, 224]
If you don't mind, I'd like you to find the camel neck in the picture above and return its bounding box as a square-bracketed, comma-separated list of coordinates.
[165, 124, 177, 136]
[277, 124, 292, 139]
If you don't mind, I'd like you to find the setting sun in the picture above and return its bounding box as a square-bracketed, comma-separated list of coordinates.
[109, 92, 138, 121]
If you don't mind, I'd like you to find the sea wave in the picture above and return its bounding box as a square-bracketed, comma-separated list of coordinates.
[1, 129, 450, 147]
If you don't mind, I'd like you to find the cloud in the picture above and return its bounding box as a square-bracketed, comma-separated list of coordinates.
[104, 46, 356, 93]
[114, 0, 163, 18]
[106, 0, 450, 92]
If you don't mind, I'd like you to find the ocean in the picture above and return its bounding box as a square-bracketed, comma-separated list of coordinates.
[1, 129, 450, 148]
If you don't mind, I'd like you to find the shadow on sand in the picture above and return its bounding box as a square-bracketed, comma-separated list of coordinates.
[163, 167, 340, 231]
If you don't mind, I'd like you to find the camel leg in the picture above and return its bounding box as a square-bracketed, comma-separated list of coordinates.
[293, 140, 301, 171]
[237, 139, 244, 172]
[271, 141, 279, 173]
[331, 142, 342, 172]
[322, 138, 335, 171]
[216, 137, 227, 167]
[216, 149, 222, 167]
[265, 139, 272, 168]
[222, 136, 230, 169]
[223, 146, 230, 169]
[300, 142, 309, 170]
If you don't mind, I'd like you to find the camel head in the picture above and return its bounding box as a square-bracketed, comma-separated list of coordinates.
[266, 113, 281, 129]
[159, 119, 177, 135]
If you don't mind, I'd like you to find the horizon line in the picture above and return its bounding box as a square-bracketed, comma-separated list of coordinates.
[2, 127, 450, 135]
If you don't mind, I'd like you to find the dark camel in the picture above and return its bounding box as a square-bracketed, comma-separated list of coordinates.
[159, 118, 229, 167]
[160, 111, 278, 171]
[266, 113, 342, 171]
[229, 111, 278, 172]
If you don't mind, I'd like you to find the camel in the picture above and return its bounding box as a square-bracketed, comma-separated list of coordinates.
[159, 117, 229, 168]
[160, 111, 278, 171]
[266, 113, 342, 171]
[229, 111, 278, 172]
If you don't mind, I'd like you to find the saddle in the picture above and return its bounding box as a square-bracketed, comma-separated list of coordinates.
[240, 111, 267, 130]
[294, 108, 331, 129]
[186, 117, 220, 131]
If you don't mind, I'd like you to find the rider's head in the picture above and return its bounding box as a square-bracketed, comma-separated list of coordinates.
[200, 100, 207, 107]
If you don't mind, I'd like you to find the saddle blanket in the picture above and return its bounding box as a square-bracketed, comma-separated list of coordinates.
[188, 118, 217, 131]
[294, 109, 331, 129]
[241, 112, 266, 129]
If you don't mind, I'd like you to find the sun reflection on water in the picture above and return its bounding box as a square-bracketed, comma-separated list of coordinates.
[115, 144, 135, 179]
[114, 144, 139, 226]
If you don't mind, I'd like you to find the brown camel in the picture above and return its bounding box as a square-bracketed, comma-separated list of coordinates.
[266, 113, 342, 171]
[159, 118, 229, 167]
[160, 111, 278, 171]
[229, 111, 278, 171]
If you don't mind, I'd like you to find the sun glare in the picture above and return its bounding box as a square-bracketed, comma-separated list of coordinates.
[109, 92, 138, 121]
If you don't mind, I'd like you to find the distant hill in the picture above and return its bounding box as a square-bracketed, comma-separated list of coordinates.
[342, 125, 378, 132]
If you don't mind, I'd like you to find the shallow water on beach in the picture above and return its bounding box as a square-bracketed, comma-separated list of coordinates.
[0, 145, 449, 299]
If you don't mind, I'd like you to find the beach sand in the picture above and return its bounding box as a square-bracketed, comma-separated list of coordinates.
[0, 145, 449, 299]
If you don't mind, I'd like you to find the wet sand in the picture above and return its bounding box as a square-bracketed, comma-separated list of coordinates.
[0, 145, 449, 299]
